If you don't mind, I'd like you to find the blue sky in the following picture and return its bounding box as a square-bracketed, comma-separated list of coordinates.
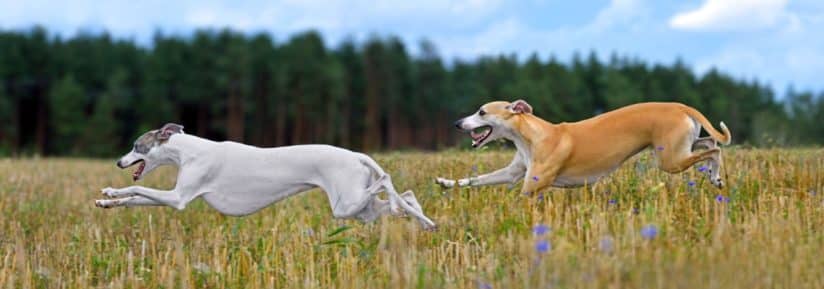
[2, 0, 823, 94]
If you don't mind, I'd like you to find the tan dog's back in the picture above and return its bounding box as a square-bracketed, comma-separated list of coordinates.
[553, 102, 725, 183]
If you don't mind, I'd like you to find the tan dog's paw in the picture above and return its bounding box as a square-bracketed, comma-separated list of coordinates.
[713, 178, 725, 189]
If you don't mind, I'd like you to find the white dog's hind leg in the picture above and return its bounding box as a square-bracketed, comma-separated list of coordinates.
[326, 174, 382, 219]
[400, 190, 423, 213]
[355, 197, 392, 223]
[356, 155, 437, 229]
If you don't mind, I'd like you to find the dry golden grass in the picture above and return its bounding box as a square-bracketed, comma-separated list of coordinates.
[1, 148, 823, 289]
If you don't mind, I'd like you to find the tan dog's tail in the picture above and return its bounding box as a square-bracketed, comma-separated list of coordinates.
[680, 105, 732, 145]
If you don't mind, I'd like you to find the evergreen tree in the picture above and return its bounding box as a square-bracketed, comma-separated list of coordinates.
[49, 74, 86, 154]
[81, 69, 126, 156]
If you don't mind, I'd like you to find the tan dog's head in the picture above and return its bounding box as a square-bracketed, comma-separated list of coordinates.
[454, 99, 533, 148]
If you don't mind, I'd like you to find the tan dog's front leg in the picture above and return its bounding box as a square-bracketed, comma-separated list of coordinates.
[436, 155, 525, 188]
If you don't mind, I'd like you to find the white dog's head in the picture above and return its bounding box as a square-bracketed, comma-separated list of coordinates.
[454, 99, 533, 148]
[116, 123, 184, 181]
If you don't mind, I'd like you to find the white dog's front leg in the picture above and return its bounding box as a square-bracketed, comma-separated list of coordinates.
[95, 196, 164, 208]
[101, 186, 188, 210]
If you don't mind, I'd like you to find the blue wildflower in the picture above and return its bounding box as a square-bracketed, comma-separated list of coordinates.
[533, 224, 550, 236]
[698, 166, 708, 172]
[640, 224, 658, 240]
[475, 280, 492, 289]
[715, 194, 730, 203]
[536, 192, 544, 200]
[532, 176, 539, 182]
[688, 181, 696, 187]
[608, 199, 617, 205]
[535, 240, 551, 253]
[599, 236, 614, 253]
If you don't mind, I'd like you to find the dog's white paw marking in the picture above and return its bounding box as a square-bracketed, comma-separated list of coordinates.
[714, 178, 725, 189]
[101, 187, 119, 198]
[95, 199, 113, 208]
[435, 177, 456, 188]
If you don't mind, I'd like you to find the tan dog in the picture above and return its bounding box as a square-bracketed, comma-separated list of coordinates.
[436, 100, 731, 194]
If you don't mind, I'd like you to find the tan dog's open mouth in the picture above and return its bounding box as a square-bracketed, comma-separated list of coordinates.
[470, 126, 492, 147]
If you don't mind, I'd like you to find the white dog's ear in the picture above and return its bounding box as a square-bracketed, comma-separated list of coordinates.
[507, 99, 533, 114]
[158, 123, 184, 140]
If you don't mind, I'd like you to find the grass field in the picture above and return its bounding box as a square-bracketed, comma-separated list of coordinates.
[1, 148, 823, 289]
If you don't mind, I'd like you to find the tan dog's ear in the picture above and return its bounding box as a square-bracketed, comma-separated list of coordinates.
[507, 99, 533, 114]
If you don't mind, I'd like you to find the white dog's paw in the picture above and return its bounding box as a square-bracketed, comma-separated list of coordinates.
[435, 177, 456, 188]
[95, 199, 114, 208]
[101, 187, 120, 198]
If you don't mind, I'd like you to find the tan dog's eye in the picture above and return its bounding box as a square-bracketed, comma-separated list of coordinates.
[478, 109, 486, 116]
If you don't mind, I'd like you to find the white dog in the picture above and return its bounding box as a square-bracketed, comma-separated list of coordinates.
[95, 123, 436, 229]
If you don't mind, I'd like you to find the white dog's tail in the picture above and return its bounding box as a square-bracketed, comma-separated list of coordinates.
[357, 154, 436, 228]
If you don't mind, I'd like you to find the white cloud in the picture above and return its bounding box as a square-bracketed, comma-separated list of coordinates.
[433, 0, 652, 60]
[669, 0, 791, 31]
[587, 0, 647, 32]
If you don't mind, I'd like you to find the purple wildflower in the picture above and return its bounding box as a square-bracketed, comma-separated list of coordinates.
[533, 224, 550, 236]
[656, 146, 664, 151]
[599, 236, 614, 253]
[640, 224, 658, 240]
[698, 166, 708, 172]
[535, 240, 551, 253]
[715, 194, 730, 203]
[688, 181, 696, 187]
[608, 199, 617, 205]
[532, 176, 539, 182]
[475, 280, 492, 289]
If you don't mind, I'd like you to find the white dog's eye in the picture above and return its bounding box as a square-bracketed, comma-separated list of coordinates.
[478, 109, 486, 116]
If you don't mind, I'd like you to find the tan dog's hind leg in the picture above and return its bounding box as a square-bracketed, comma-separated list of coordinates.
[691, 137, 717, 151]
[659, 147, 723, 188]
[691, 136, 724, 187]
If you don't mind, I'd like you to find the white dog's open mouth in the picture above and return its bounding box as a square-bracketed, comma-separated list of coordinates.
[470, 126, 492, 147]
[125, 159, 145, 181]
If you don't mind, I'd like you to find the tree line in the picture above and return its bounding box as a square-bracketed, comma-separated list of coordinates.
[0, 27, 822, 157]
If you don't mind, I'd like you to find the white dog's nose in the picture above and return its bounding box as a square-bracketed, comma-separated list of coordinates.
[116, 160, 126, 169]
[454, 119, 463, 129]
